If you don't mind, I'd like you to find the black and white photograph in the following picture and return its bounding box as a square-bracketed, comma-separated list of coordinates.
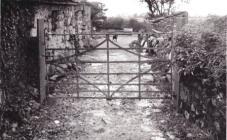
[0, 0, 226, 139]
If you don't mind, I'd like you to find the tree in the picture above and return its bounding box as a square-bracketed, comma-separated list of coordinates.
[127, 18, 146, 32]
[103, 17, 125, 30]
[141, 0, 175, 18]
[90, 2, 107, 31]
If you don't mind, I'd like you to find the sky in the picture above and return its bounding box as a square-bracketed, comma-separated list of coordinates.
[88, 0, 227, 17]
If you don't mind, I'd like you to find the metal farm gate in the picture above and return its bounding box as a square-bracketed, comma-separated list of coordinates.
[37, 16, 184, 103]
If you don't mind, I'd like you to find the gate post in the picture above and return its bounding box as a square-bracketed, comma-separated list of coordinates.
[38, 19, 46, 104]
[106, 34, 111, 100]
[172, 12, 188, 111]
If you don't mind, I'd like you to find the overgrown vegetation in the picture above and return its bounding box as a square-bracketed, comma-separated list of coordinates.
[174, 16, 226, 139]
[0, 0, 40, 138]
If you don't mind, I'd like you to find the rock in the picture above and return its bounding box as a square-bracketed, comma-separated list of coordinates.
[41, 130, 46, 134]
[214, 121, 221, 131]
[56, 67, 65, 74]
[191, 104, 195, 112]
[12, 127, 16, 132]
[186, 133, 193, 138]
[184, 110, 190, 120]
[166, 132, 175, 139]
[54, 120, 60, 124]
[195, 109, 199, 115]
[49, 75, 59, 81]
[2, 133, 9, 138]
[59, 64, 68, 69]
[12, 123, 18, 128]
[141, 125, 152, 132]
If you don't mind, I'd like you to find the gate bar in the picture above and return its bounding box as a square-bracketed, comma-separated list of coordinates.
[78, 72, 171, 75]
[56, 83, 171, 86]
[49, 96, 172, 100]
[78, 90, 170, 93]
[69, 60, 171, 64]
[46, 47, 168, 51]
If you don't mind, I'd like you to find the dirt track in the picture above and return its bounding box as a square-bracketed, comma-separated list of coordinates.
[35, 35, 175, 140]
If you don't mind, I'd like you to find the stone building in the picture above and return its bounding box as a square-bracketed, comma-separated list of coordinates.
[29, 0, 92, 52]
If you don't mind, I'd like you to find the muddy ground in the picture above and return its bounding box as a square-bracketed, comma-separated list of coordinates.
[32, 35, 209, 140]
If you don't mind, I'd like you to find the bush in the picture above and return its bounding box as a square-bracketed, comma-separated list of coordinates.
[174, 17, 226, 139]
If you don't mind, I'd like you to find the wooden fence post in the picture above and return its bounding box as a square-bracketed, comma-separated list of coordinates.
[172, 13, 188, 111]
[38, 19, 46, 104]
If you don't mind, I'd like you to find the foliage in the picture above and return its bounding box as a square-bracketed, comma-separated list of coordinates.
[102, 17, 148, 31]
[1, 0, 40, 138]
[174, 16, 226, 139]
[127, 18, 147, 32]
[103, 17, 125, 30]
[141, 0, 175, 18]
[90, 2, 107, 31]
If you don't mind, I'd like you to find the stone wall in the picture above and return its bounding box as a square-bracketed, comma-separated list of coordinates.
[0, 0, 92, 116]
[178, 80, 226, 139]
[32, 3, 91, 58]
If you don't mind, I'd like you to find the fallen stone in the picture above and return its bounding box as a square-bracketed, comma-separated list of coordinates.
[59, 64, 68, 69]
[54, 120, 60, 125]
[49, 75, 59, 81]
[166, 132, 175, 139]
[141, 125, 152, 132]
[56, 67, 65, 74]
[184, 110, 190, 120]
[11, 123, 18, 128]
[186, 133, 193, 138]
